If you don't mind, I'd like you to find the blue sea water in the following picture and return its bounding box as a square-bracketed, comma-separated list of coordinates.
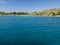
[0, 16, 60, 45]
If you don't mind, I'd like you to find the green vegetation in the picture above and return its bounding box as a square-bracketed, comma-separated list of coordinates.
[0, 8, 60, 16]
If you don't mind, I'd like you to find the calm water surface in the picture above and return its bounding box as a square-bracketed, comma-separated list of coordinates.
[0, 16, 60, 45]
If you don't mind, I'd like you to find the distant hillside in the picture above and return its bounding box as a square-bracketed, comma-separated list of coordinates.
[0, 8, 60, 16]
[35, 8, 60, 16]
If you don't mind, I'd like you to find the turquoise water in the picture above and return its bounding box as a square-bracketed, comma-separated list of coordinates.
[0, 16, 60, 45]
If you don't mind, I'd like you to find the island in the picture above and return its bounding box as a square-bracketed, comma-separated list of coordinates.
[0, 8, 60, 16]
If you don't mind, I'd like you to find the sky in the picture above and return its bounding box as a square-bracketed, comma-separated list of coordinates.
[0, 0, 60, 12]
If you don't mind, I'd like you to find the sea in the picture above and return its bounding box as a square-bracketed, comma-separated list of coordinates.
[0, 16, 60, 45]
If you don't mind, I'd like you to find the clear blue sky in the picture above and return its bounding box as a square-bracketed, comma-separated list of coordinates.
[0, 0, 60, 12]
